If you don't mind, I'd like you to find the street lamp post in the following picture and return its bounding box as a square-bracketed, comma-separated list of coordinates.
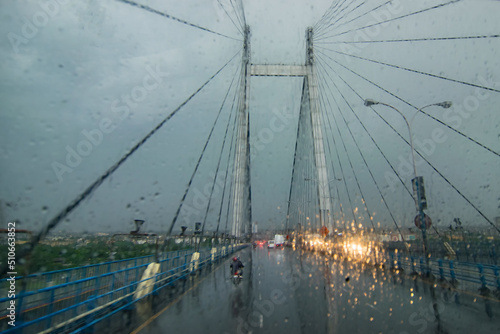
[364, 99, 452, 275]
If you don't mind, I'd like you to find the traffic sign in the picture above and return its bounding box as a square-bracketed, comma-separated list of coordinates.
[414, 214, 432, 229]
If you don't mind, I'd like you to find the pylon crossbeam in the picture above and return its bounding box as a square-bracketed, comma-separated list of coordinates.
[232, 27, 334, 238]
[250, 64, 307, 77]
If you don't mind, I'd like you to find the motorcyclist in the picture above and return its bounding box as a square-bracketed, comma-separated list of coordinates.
[230, 256, 244, 277]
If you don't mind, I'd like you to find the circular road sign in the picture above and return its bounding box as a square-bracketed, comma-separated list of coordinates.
[414, 213, 432, 230]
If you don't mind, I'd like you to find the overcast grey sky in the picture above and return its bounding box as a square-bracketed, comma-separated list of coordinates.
[1, 0, 499, 236]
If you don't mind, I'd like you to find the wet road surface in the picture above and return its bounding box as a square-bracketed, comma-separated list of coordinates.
[132, 246, 500, 334]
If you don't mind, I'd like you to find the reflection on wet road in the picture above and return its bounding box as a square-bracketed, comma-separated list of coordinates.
[135, 247, 499, 333]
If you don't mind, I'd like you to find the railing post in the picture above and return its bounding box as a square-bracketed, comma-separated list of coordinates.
[389, 253, 395, 270]
[449, 260, 460, 304]
[46, 288, 55, 328]
[73, 281, 83, 317]
[125, 269, 131, 296]
[182, 257, 187, 274]
[449, 260, 456, 281]
[111, 273, 116, 301]
[16, 283, 25, 327]
[82, 277, 99, 334]
[438, 259, 445, 281]
[95, 275, 101, 300]
[477, 264, 493, 318]
[478, 264, 487, 289]
[494, 266, 500, 292]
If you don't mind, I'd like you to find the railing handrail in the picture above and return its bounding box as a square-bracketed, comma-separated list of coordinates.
[0, 254, 155, 282]
[0, 244, 247, 334]
[0, 249, 199, 283]
[0, 250, 199, 304]
[1, 258, 193, 333]
[0, 246, 220, 304]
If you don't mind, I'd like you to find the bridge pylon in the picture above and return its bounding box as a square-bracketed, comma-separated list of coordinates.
[231, 25, 251, 238]
[231, 27, 334, 237]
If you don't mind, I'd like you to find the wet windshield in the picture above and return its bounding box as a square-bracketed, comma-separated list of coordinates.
[1, 1, 499, 333]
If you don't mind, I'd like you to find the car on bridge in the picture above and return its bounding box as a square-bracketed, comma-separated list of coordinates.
[254, 240, 266, 247]
[275, 234, 285, 247]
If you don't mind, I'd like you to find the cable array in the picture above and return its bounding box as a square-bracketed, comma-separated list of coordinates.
[316, 0, 464, 41]
[316, 54, 406, 239]
[191, 64, 242, 249]
[0, 45, 243, 278]
[116, 0, 242, 41]
[5, 0, 500, 279]
[287, 80, 321, 232]
[310, 0, 500, 236]
[165, 51, 242, 238]
[0, 0, 254, 279]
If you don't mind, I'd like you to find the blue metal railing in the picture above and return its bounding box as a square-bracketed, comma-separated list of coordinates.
[0, 244, 246, 334]
[310, 240, 500, 293]
[385, 252, 500, 291]
[4, 243, 498, 332]
[0, 249, 197, 294]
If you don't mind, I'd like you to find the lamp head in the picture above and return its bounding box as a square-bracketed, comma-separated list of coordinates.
[364, 99, 379, 107]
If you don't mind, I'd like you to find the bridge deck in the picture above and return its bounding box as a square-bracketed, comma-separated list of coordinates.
[130, 247, 500, 334]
